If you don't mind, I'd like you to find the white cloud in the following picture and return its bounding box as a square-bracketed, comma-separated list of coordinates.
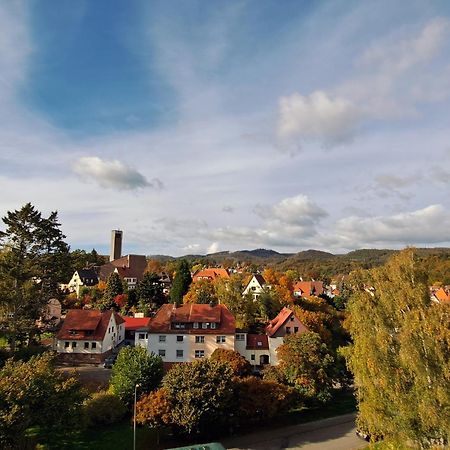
[277, 91, 361, 145]
[207, 242, 219, 254]
[73, 156, 158, 191]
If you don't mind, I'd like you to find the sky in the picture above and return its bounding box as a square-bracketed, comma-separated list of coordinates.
[1, 0, 450, 256]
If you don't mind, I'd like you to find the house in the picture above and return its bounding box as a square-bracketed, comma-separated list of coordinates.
[242, 274, 267, 300]
[192, 268, 230, 283]
[431, 287, 450, 304]
[99, 254, 147, 289]
[292, 281, 324, 298]
[234, 332, 270, 368]
[66, 268, 99, 296]
[56, 309, 125, 363]
[123, 316, 151, 347]
[147, 303, 235, 369]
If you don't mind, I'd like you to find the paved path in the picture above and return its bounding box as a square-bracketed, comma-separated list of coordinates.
[222, 413, 366, 450]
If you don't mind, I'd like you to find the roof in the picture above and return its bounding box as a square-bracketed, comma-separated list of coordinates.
[293, 281, 324, 296]
[192, 268, 230, 282]
[76, 268, 99, 281]
[253, 274, 266, 286]
[99, 254, 147, 282]
[246, 334, 269, 350]
[123, 316, 151, 330]
[57, 309, 124, 341]
[434, 287, 450, 303]
[148, 303, 235, 334]
[265, 307, 308, 337]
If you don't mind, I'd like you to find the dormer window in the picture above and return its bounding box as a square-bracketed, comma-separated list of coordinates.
[257, 341, 262, 346]
[69, 330, 76, 335]
[201, 323, 207, 329]
[193, 322, 199, 329]
[210, 323, 217, 329]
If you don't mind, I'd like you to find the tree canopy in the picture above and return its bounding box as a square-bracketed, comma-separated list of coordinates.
[169, 259, 192, 305]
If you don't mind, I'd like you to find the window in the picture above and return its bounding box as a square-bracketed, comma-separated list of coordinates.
[201, 322, 207, 329]
[193, 322, 199, 329]
[195, 350, 205, 358]
[159, 335, 166, 342]
[71, 342, 77, 348]
[138, 333, 147, 340]
[216, 336, 226, 343]
[176, 350, 183, 358]
[294, 327, 299, 333]
[286, 327, 291, 334]
[91, 342, 97, 349]
[174, 323, 186, 329]
[290, 316, 294, 321]
[250, 354, 255, 361]
[195, 336, 205, 343]
[84, 342, 89, 349]
[112, 326, 114, 332]
[236, 333, 245, 341]
[176, 335, 184, 342]
[257, 341, 262, 347]
[158, 349, 166, 357]
[211, 323, 216, 329]
[64, 341, 69, 348]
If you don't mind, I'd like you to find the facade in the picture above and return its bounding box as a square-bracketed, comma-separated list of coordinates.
[242, 274, 267, 300]
[123, 316, 150, 347]
[147, 303, 235, 368]
[99, 254, 147, 290]
[67, 268, 99, 296]
[192, 268, 230, 283]
[56, 309, 125, 363]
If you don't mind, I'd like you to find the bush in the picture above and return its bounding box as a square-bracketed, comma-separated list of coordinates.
[83, 391, 127, 427]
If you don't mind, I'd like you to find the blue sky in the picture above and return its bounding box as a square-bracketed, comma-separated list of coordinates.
[1, 0, 450, 256]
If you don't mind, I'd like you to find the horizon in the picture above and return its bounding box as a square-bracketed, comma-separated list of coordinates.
[2, 1, 450, 256]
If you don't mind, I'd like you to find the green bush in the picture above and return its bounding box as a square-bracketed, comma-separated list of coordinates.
[83, 391, 127, 427]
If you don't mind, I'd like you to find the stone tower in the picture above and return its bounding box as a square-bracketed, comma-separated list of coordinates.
[110, 230, 123, 262]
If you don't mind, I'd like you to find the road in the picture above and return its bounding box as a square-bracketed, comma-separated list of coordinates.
[222, 413, 366, 450]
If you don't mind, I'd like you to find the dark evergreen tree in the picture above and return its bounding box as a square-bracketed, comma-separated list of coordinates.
[137, 272, 165, 314]
[100, 272, 123, 311]
[169, 259, 192, 305]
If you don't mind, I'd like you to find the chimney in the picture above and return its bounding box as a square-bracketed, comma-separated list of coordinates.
[110, 230, 123, 262]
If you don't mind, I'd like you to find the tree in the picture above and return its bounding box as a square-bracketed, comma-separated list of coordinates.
[258, 287, 283, 320]
[169, 259, 192, 305]
[109, 346, 163, 406]
[0, 352, 85, 447]
[136, 388, 172, 430]
[0, 204, 70, 350]
[210, 348, 252, 377]
[83, 391, 126, 427]
[99, 272, 123, 311]
[343, 249, 450, 446]
[162, 359, 234, 435]
[277, 331, 335, 403]
[183, 279, 218, 305]
[136, 272, 165, 313]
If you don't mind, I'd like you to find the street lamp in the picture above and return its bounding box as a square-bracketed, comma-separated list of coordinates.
[133, 383, 141, 450]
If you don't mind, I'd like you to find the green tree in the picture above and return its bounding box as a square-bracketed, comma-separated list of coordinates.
[183, 278, 218, 305]
[0, 352, 85, 448]
[343, 249, 450, 446]
[210, 348, 252, 378]
[277, 331, 335, 403]
[162, 359, 234, 435]
[110, 346, 163, 406]
[136, 272, 165, 313]
[83, 391, 126, 427]
[0, 204, 70, 350]
[169, 259, 192, 305]
[99, 272, 123, 311]
[258, 287, 283, 320]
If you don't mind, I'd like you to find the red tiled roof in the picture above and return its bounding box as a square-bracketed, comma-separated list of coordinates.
[57, 309, 124, 341]
[123, 317, 150, 330]
[434, 287, 450, 303]
[99, 255, 147, 282]
[192, 268, 230, 282]
[292, 281, 323, 296]
[265, 307, 293, 337]
[148, 303, 235, 334]
[246, 334, 269, 350]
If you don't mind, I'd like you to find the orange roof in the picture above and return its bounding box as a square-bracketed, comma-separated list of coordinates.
[434, 288, 450, 303]
[123, 317, 151, 330]
[148, 303, 235, 334]
[292, 281, 324, 296]
[265, 307, 308, 337]
[192, 268, 230, 282]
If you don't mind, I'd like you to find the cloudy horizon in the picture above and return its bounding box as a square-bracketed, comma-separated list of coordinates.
[1, 1, 450, 257]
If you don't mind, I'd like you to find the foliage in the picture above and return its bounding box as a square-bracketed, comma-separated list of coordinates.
[183, 278, 218, 305]
[277, 331, 335, 403]
[261, 365, 287, 384]
[210, 348, 252, 377]
[83, 391, 126, 427]
[100, 272, 124, 311]
[136, 388, 172, 429]
[136, 272, 165, 313]
[0, 204, 70, 350]
[0, 352, 85, 447]
[169, 259, 192, 305]
[344, 249, 450, 446]
[110, 346, 163, 407]
[258, 287, 283, 320]
[235, 376, 296, 425]
[162, 359, 234, 434]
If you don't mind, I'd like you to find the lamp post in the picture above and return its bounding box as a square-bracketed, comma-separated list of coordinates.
[133, 383, 141, 450]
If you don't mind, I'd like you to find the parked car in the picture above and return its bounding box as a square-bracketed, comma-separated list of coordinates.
[103, 355, 117, 369]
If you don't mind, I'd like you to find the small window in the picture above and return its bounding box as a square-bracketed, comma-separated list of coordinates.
[195, 350, 205, 358]
[216, 336, 226, 343]
[294, 327, 299, 333]
[201, 322, 207, 329]
[91, 342, 97, 349]
[250, 354, 255, 361]
[71, 342, 77, 348]
[158, 349, 166, 357]
[159, 335, 166, 342]
[193, 322, 199, 329]
[235, 334, 245, 341]
[138, 333, 146, 340]
[176, 335, 184, 342]
[176, 349, 183, 358]
[257, 341, 262, 347]
[84, 342, 89, 349]
[286, 327, 291, 334]
[290, 316, 294, 321]
[195, 336, 205, 344]
[211, 323, 216, 329]
[64, 341, 69, 348]
[112, 326, 114, 332]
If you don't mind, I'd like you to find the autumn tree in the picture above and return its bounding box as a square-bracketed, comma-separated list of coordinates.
[99, 272, 123, 311]
[162, 359, 234, 435]
[110, 346, 163, 406]
[169, 259, 192, 305]
[136, 388, 172, 430]
[210, 348, 252, 378]
[344, 249, 450, 446]
[0, 352, 85, 447]
[277, 331, 335, 403]
[183, 278, 218, 305]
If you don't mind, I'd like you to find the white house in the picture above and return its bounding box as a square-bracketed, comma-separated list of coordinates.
[242, 274, 267, 300]
[56, 309, 125, 364]
[66, 268, 99, 297]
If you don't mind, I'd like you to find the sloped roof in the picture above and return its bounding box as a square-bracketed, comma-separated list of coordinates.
[434, 287, 450, 303]
[265, 307, 308, 337]
[99, 254, 147, 282]
[246, 334, 269, 350]
[192, 268, 230, 282]
[76, 268, 99, 281]
[148, 303, 235, 334]
[293, 281, 324, 296]
[123, 316, 151, 330]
